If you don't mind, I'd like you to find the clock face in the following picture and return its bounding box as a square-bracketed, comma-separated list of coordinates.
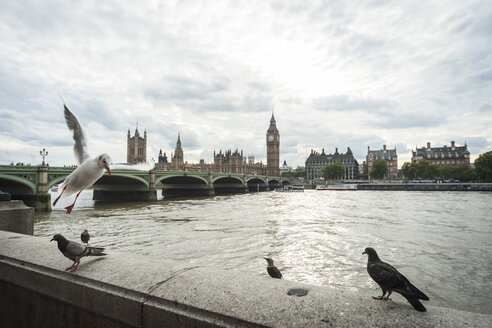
[268, 135, 274, 142]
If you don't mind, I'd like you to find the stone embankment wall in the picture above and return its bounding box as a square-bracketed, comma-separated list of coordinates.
[0, 230, 490, 328]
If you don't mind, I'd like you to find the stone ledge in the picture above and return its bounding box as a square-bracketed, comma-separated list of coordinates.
[0, 230, 490, 327]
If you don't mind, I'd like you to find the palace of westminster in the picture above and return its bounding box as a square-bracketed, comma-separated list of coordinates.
[127, 114, 471, 179]
[127, 114, 281, 177]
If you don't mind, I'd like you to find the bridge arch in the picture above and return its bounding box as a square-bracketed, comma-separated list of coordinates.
[47, 175, 70, 190]
[156, 174, 209, 186]
[0, 174, 36, 194]
[158, 175, 211, 198]
[246, 178, 268, 192]
[212, 176, 243, 184]
[213, 176, 246, 195]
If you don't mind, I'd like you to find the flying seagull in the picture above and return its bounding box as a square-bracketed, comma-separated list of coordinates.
[81, 229, 90, 245]
[363, 247, 429, 312]
[50, 234, 106, 272]
[52, 104, 111, 214]
[264, 257, 283, 279]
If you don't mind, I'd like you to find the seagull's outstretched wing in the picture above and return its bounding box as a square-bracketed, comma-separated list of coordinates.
[110, 160, 156, 171]
[64, 104, 90, 164]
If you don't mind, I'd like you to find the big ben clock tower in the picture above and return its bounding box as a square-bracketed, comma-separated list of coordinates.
[266, 113, 280, 176]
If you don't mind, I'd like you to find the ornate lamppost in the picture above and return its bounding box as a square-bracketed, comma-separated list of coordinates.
[40, 148, 48, 166]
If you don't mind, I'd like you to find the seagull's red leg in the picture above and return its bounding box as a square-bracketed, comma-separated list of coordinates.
[65, 191, 81, 214]
[53, 185, 68, 206]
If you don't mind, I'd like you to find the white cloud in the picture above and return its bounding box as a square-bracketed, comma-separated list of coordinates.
[0, 0, 491, 168]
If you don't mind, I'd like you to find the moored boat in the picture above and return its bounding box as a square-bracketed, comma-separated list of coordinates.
[316, 184, 357, 191]
[275, 185, 304, 192]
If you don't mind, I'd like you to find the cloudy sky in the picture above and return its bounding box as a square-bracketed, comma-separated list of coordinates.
[1, 0, 491, 168]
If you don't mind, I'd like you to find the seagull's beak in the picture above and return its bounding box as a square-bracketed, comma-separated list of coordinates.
[105, 165, 111, 176]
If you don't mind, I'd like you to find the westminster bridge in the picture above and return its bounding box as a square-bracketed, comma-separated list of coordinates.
[0, 165, 289, 211]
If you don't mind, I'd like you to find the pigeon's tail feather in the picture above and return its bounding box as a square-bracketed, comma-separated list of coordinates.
[88, 247, 106, 256]
[403, 295, 427, 312]
[409, 283, 429, 300]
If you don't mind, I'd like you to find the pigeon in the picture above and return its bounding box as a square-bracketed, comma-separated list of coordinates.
[81, 229, 90, 245]
[363, 247, 429, 312]
[264, 257, 283, 279]
[50, 234, 106, 272]
[52, 104, 111, 214]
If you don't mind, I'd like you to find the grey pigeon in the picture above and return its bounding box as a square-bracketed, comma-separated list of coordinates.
[50, 234, 106, 272]
[363, 247, 429, 312]
[264, 257, 283, 279]
[81, 229, 90, 245]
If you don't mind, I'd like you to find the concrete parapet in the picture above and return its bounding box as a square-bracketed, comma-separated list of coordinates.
[0, 200, 34, 235]
[0, 230, 490, 328]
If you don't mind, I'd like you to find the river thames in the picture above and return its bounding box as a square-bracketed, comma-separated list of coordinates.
[34, 190, 492, 315]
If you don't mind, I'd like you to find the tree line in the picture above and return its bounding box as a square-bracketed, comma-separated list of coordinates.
[280, 152, 492, 182]
[398, 152, 492, 182]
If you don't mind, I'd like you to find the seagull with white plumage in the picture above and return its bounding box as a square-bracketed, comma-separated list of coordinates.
[52, 104, 111, 214]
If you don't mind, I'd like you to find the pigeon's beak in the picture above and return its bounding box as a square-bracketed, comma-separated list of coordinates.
[105, 165, 111, 176]
[362, 251, 367, 255]
[50, 238, 54, 242]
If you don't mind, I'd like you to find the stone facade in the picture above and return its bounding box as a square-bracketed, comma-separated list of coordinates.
[127, 127, 147, 164]
[305, 147, 359, 180]
[366, 145, 398, 178]
[411, 141, 470, 166]
[213, 150, 267, 175]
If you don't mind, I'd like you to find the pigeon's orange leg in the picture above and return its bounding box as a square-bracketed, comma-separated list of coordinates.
[373, 291, 387, 300]
[53, 185, 68, 206]
[65, 191, 82, 214]
[65, 262, 75, 271]
[69, 262, 80, 272]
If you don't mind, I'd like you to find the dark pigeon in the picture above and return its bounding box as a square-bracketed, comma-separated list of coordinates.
[264, 257, 283, 279]
[51, 234, 106, 272]
[363, 247, 429, 312]
[81, 229, 90, 245]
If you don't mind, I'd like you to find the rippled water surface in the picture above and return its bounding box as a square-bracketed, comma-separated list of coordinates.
[35, 190, 492, 315]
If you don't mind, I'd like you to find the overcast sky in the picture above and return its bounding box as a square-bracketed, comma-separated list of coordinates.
[1, 0, 491, 168]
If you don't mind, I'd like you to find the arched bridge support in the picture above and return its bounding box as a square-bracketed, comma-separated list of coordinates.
[92, 172, 157, 202]
[34, 165, 51, 212]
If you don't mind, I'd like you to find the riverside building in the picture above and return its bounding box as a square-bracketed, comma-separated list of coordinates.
[366, 145, 398, 179]
[305, 147, 359, 180]
[411, 141, 470, 166]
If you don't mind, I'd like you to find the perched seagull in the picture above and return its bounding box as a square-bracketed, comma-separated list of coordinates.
[264, 257, 283, 279]
[81, 229, 90, 245]
[50, 234, 106, 272]
[52, 104, 111, 214]
[363, 247, 429, 312]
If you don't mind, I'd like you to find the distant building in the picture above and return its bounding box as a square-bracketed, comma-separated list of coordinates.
[170, 133, 184, 169]
[279, 160, 291, 173]
[213, 149, 267, 175]
[127, 126, 147, 164]
[305, 147, 359, 180]
[266, 113, 280, 177]
[214, 149, 244, 173]
[411, 141, 470, 166]
[158, 149, 168, 164]
[366, 145, 398, 179]
[154, 149, 169, 169]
